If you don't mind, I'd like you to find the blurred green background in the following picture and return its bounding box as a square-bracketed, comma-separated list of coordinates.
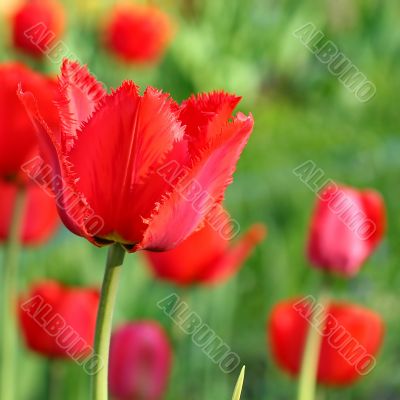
[1, 0, 400, 399]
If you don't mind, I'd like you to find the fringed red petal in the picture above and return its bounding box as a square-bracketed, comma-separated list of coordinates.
[68, 81, 184, 244]
[179, 91, 241, 156]
[56, 59, 106, 152]
[18, 87, 96, 240]
[136, 112, 254, 251]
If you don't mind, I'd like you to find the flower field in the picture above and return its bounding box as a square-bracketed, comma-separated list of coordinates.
[1, 1, 400, 400]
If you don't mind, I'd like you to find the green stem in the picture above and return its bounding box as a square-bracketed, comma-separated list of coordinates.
[91, 243, 126, 400]
[1, 186, 26, 400]
[317, 387, 327, 400]
[172, 288, 188, 342]
[297, 292, 330, 400]
[46, 359, 63, 400]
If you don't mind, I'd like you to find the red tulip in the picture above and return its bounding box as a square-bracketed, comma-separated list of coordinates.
[19, 280, 99, 359]
[268, 298, 384, 386]
[12, 0, 65, 57]
[18, 59, 254, 252]
[307, 184, 385, 277]
[0, 62, 58, 182]
[104, 4, 174, 63]
[0, 180, 58, 245]
[109, 322, 172, 400]
[145, 211, 266, 285]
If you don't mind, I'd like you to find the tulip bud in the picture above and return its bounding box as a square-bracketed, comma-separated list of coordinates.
[268, 298, 384, 385]
[19, 281, 99, 359]
[0, 62, 59, 181]
[0, 180, 59, 245]
[12, 0, 65, 57]
[104, 4, 174, 63]
[307, 184, 385, 277]
[109, 322, 172, 400]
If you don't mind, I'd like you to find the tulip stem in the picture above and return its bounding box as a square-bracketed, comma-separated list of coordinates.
[46, 359, 62, 400]
[297, 292, 330, 400]
[0, 186, 26, 400]
[91, 243, 126, 400]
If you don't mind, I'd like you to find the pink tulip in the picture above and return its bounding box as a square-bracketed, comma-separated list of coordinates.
[307, 184, 385, 277]
[109, 322, 172, 400]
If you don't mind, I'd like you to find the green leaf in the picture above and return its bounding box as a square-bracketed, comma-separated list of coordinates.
[231, 366, 245, 400]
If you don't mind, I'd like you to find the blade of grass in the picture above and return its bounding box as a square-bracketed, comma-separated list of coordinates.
[232, 366, 245, 400]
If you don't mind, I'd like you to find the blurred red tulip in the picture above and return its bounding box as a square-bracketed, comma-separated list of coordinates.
[12, 0, 65, 57]
[104, 4, 174, 63]
[0, 180, 58, 245]
[268, 298, 384, 386]
[0, 62, 58, 182]
[19, 281, 99, 358]
[109, 322, 172, 400]
[145, 211, 266, 285]
[307, 184, 385, 277]
[18, 60, 254, 252]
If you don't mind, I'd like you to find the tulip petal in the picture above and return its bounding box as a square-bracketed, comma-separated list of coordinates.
[199, 223, 266, 284]
[56, 60, 106, 152]
[12, 0, 65, 58]
[68, 82, 184, 244]
[22, 185, 59, 244]
[0, 63, 58, 180]
[19, 281, 99, 358]
[120, 139, 191, 246]
[144, 214, 230, 284]
[105, 4, 174, 63]
[0, 181, 59, 245]
[17, 88, 94, 238]
[109, 322, 172, 399]
[137, 112, 254, 251]
[269, 299, 384, 386]
[359, 190, 386, 249]
[308, 185, 386, 277]
[179, 91, 241, 154]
